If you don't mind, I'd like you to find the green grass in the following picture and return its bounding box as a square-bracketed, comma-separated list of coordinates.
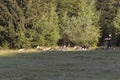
[0, 49, 120, 80]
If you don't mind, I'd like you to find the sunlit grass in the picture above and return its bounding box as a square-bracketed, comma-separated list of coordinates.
[0, 49, 40, 56]
[0, 49, 16, 56]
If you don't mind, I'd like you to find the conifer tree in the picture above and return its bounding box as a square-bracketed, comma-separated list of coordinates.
[96, 0, 120, 45]
[31, 0, 60, 46]
[57, 0, 100, 46]
[0, 0, 26, 48]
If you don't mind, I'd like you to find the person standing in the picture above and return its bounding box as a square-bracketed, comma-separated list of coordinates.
[107, 34, 112, 48]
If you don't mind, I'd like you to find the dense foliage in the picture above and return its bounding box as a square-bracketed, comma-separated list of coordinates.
[0, 0, 120, 49]
[96, 0, 120, 45]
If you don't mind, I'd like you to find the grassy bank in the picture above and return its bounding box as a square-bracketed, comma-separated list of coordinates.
[0, 49, 120, 80]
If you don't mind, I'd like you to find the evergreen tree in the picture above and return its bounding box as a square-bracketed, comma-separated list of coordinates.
[96, 0, 120, 45]
[0, 0, 26, 49]
[113, 1, 120, 34]
[57, 0, 100, 47]
[0, 0, 120, 49]
[32, 0, 60, 47]
[76, 0, 100, 46]
[114, 7, 120, 46]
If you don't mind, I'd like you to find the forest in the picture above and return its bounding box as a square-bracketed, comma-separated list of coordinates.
[0, 0, 120, 49]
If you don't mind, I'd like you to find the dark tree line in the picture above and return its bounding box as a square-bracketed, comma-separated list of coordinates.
[0, 0, 120, 49]
[96, 0, 120, 46]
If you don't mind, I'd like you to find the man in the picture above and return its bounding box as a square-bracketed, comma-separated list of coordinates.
[106, 34, 112, 48]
